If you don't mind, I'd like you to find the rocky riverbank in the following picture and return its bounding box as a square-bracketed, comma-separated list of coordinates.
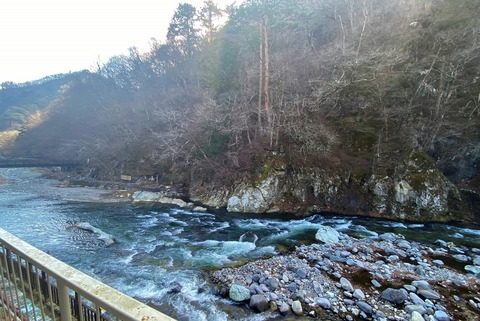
[210, 228, 480, 321]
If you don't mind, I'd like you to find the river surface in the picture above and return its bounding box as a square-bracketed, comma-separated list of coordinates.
[1, 168, 479, 321]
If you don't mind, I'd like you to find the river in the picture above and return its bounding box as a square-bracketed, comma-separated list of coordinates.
[1, 168, 479, 321]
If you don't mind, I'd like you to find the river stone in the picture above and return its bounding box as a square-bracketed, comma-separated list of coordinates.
[229, 284, 251, 302]
[292, 300, 303, 315]
[452, 254, 470, 263]
[412, 280, 431, 290]
[465, 265, 480, 275]
[380, 288, 408, 304]
[266, 277, 279, 290]
[372, 279, 382, 288]
[296, 268, 308, 279]
[353, 289, 365, 300]
[279, 302, 292, 315]
[340, 277, 354, 292]
[397, 240, 412, 250]
[404, 284, 417, 292]
[435, 239, 448, 247]
[313, 281, 324, 294]
[409, 292, 425, 305]
[379, 232, 398, 242]
[357, 301, 373, 315]
[406, 305, 427, 315]
[315, 225, 340, 243]
[249, 294, 270, 312]
[410, 311, 425, 321]
[417, 289, 441, 300]
[473, 256, 480, 266]
[434, 310, 450, 321]
[315, 297, 331, 309]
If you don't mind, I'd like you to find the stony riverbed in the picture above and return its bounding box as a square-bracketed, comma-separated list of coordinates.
[211, 229, 480, 321]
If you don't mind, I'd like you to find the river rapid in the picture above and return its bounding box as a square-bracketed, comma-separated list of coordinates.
[1, 168, 479, 321]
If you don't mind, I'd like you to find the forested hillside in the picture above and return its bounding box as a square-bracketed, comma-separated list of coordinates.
[1, 0, 479, 221]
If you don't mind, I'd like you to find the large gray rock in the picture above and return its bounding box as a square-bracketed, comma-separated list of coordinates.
[74, 222, 116, 246]
[380, 288, 408, 304]
[249, 294, 270, 312]
[406, 305, 427, 315]
[291, 300, 303, 315]
[229, 284, 251, 302]
[279, 301, 292, 315]
[132, 191, 193, 208]
[315, 225, 340, 243]
[417, 289, 441, 300]
[409, 292, 425, 305]
[412, 280, 431, 290]
[465, 265, 480, 275]
[410, 311, 425, 321]
[356, 301, 373, 315]
[340, 277, 354, 292]
[315, 297, 331, 309]
[434, 310, 450, 321]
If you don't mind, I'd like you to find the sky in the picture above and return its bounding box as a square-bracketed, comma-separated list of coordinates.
[0, 0, 236, 84]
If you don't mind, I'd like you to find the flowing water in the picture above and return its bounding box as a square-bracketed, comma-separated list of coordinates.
[1, 168, 479, 321]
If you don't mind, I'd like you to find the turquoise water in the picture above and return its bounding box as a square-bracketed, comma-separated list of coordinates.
[1, 168, 479, 321]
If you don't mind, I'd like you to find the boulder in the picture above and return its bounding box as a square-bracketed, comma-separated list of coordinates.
[465, 265, 480, 275]
[74, 222, 116, 246]
[340, 277, 354, 292]
[279, 302, 292, 315]
[291, 300, 303, 315]
[356, 301, 373, 315]
[434, 310, 450, 321]
[315, 298, 331, 309]
[315, 225, 340, 243]
[380, 288, 408, 304]
[410, 311, 425, 321]
[229, 284, 251, 302]
[411, 280, 431, 290]
[353, 289, 365, 300]
[249, 294, 270, 312]
[417, 289, 441, 300]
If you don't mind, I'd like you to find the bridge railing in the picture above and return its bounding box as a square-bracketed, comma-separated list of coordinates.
[0, 228, 175, 321]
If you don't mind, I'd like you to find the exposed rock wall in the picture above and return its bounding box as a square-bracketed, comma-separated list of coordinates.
[190, 150, 475, 223]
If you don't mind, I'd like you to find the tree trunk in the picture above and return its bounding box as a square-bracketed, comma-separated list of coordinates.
[258, 22, 264, 134]
[264, 15, 272, 135]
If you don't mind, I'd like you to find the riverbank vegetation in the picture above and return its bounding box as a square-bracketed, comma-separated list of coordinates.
[0, 0, 479, 219]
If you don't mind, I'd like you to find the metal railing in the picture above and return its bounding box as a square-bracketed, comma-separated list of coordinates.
[0, 228, 176, 321]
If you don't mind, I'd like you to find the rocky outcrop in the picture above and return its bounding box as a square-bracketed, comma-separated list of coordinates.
[132, 191, 193, 208]
[190, 150, 475, 223]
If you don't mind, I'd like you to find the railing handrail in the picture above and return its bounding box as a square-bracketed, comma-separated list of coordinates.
[0, 228, 176, 321]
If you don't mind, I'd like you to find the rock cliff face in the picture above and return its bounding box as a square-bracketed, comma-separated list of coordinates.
[190, 150, 475, 223]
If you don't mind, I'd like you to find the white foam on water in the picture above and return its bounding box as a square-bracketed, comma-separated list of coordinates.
[190, 240, 257, 267]
[452, 232, 465, 239]
[408, 224, 425, 228]
[139, 216, 158, 228]
[458, 227, 480, 236]
[351, 225, 379, 237]
[252, 245, 276, 257]
[264, 230, 290, 242]
[234, 218, 270, 230]
[209, 221, 230, 233]
[386, 222, 408, 228]
[333, 220, 352, 231]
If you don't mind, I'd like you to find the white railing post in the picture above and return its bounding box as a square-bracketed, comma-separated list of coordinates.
[57, 281, 72, 321]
